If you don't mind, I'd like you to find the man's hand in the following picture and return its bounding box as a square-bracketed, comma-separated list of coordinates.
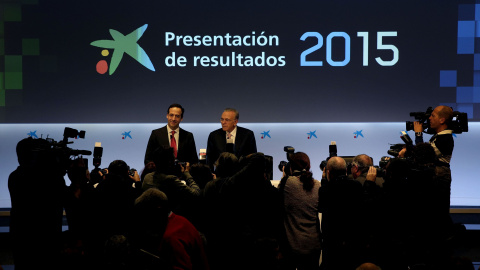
[414, 121, 423, 133]
[129, 170, 141, 183]
[398, 148, 407, 158]
[366, 166, 377, 182]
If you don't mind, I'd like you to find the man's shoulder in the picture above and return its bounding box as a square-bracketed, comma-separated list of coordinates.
[152, 126, 168, 134]
[237, 126, 254, 134]
[209, 128, 224, 136]
[179, 127, 193, 136]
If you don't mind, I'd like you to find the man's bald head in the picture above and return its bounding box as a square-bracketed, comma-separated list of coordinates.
[435, 105, 454, 125]
[352, 154, 373, 178]
[326, 156, 347, 181]
[430, 105, 454, 133]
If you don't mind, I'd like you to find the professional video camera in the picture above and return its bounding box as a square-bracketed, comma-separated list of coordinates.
[278, 146, 295, 173]
[406, 106, 469, 134]
[406, 107, 433, 133]
[27, 127, 91, 172]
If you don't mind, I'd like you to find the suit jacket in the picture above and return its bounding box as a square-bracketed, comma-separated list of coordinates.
[144, 126, 198, 165]
[206, 126, 257, 169]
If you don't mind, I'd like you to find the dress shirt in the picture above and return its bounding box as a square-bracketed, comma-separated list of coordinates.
[167, 126, 180, 152]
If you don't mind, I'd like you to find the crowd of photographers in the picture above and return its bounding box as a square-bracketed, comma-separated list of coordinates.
[7, 105, 474, 270]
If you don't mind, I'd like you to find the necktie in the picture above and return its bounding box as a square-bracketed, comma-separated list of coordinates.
[227, 132, 231, 139]
[171, 130, 177, 158]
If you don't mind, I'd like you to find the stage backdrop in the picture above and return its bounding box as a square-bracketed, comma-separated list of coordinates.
[0, 0, 479, 207]
[0, 0, 479, 122]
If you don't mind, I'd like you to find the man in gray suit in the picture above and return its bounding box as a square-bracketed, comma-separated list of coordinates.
[206, 108, 257, 170]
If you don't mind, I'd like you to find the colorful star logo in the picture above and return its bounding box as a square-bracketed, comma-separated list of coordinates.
[27, 131, 38, 138]
[91, 24, 155, 75]
[122, 131, 132, 139]
[307, 130, 317, 139]
[261, 130, 271, 139]
[353, 130, 364, 138]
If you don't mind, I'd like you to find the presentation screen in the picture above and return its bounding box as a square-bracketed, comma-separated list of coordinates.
[1, 0, 478, 123]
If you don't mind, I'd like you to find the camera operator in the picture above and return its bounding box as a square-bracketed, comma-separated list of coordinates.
[351, 154, 385, 188]
[403, 105, 455, 225]
[319, 156, 364, 270]
[412, 105, 454, 167]
[8, 137, 67, 270]
[90, 160, 142, 250]
[142, 145, 200, 221]
[379, 143, 453, 269]
[278, 152, 321, 270]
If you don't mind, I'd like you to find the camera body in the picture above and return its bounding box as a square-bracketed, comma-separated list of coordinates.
[278, 146, 295, 174]
[128, 168, 137, 177]
[319, 141, 337, 171]
[406, 107, 433, 133]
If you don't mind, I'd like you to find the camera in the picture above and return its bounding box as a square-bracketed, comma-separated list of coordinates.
[278, 146, 295, 173]
[129, 168, 137, 177]
[319, 141, 337, 171]
[406, 107, 433, 133]
[93, 142, 103, 169]
[373, 156, 391, 178]
[406, 106, 469, 134]
[387, 131, 414, 157]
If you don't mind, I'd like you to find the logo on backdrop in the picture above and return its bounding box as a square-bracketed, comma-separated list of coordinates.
[307, 130, 317, 139]
[91, 24, 156, 75]
[27, 131, 38, 138]
[122, 131, 132, 139]
[353, 130, 364, 138]
[260, 130, 271, 139]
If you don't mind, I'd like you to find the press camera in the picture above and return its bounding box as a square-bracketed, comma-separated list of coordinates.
[278, 146, 295, 173]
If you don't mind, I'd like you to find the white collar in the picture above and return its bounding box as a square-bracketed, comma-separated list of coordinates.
[167, 125, 179, 134]
[437, 129, 453, 135]
[227, 126, 237, 137]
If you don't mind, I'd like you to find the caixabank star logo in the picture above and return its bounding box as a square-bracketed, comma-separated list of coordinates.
[91, 24, 156, 75]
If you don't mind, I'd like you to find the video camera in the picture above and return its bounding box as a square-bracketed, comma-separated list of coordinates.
[406, 107, 433, 133]
[26, 127, 91, 172]
[406, 106, 468, 134]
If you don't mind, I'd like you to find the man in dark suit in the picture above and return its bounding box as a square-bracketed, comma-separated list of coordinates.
[144, 104, 198, 165]
[206, 108, 257, 170]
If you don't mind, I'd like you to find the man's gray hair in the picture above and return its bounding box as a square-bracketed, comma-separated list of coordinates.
[135, 188, 168, 208]
[224, 108, 239, 120]
[352, 154, 373, 174]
